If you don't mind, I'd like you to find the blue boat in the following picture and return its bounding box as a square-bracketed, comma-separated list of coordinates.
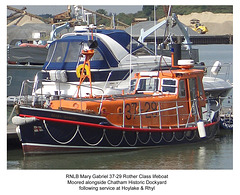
[7, 24, 232, 102]
[30, 27, 172, 98]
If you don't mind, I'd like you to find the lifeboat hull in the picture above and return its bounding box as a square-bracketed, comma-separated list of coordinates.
[17, 106, 219, 155]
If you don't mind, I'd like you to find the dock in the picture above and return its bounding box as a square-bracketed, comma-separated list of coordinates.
[7, 124, 21, 148]
[125, 20, 233, 45]
[190, 35, 233, 44]
[143, 34, 233, 45]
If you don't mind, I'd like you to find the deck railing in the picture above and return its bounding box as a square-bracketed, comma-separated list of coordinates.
[105, 98, 205, 129]
[204, 63, 232, 82]
[18, 77, 216, 129]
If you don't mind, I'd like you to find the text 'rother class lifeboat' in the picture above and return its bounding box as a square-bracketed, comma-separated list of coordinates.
[12, 40, 220, 155]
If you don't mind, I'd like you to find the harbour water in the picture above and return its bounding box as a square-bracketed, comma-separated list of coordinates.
[7, 44, 233, 169]
[7, 130, 232, 169]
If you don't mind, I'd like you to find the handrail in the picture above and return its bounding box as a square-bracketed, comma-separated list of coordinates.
[105, 98, 208, 129]
[18, 78, 105, 107]
[204, 63, 232, 82]
[18, 78, 215, 129]
[139, 105, 184, 115]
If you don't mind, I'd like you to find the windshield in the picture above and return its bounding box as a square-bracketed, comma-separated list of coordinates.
[46, 41, 104, 63]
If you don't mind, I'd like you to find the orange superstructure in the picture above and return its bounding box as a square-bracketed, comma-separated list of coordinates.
[50, 65, 206, 129]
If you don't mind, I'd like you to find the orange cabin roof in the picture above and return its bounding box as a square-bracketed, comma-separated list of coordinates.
[133, 68, 204, 80]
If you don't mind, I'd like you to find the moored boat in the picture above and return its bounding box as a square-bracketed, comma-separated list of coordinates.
[219, 106, 233, 130]
[7, 22, 232, 103]
[12, 42, 220, 155]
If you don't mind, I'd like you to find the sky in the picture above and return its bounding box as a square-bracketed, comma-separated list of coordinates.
[7, 5, 143, 16]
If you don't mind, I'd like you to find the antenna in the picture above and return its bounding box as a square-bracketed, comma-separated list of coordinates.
[158, 5, 172, 71]
[129, 23, 133, 89]
[154, 5, 157, 56]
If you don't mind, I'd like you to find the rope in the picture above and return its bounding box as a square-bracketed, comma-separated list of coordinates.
[174, 132, 185, 142]
[162, 132, 174, 143]
[137, 132, 151, 145]
[150, 132, 163, 144]
[43, 120, 79, 145]
[185, 130, 196, 141]
[123, 131, 138, 147]
[104, 130, 124, 147]
[78, 125, 104, 146]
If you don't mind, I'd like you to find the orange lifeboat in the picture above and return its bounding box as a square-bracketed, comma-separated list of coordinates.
[13, 39, 220, 155]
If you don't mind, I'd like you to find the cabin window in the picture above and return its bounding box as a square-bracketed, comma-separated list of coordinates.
[132, 47, 154, 56]
[91, 49, 104, 61]
[64, 42, 104, 62]
[65, 42, 82, 62]
[179, 80, 186, 98]
[188, 78, 197, 115]
[197, 76, 204, 96]
[161, 79, 177, 94]
[126, 38, 154, 56]
[189, 78, 197, 100]
[130, 79, 137, 93]
[126, 39, 141, 53]
[46, 42, 55, 62]
[137, 78, 159, 92]
[50, 42, 68, 63]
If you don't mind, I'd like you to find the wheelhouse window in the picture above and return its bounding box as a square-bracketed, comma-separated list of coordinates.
[189, 78, 197, 100]
[130, 79, 137, 93]
[179, 80, 186, 97]
[137, 78, 159, 92]
[161, 78, 178, 94]
[197, 76, 204, 96]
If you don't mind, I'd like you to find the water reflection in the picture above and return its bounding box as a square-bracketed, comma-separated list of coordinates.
[7, 130, 232, 169]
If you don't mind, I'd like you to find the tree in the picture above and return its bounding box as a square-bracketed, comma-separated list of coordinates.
[142, 5, 154, 16]
[96, 9, 108, 15]
[96, 9, 110, 26]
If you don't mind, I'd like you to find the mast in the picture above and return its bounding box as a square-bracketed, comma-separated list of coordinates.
[76, 27, 98, 98]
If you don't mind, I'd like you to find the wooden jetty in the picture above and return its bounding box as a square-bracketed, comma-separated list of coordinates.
[7, 124, 21, 148]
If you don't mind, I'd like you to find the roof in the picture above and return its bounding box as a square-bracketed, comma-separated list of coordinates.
[43, 31, 129, 70]
[136, 68, 204, 79]
[7, 23, 71, 43]
[7, 14, 44, 26]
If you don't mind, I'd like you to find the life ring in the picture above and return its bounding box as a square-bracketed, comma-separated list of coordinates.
[76, 64, 90, 78]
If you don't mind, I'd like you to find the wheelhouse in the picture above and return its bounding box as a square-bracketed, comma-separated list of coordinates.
[130, 68, 206, 104]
